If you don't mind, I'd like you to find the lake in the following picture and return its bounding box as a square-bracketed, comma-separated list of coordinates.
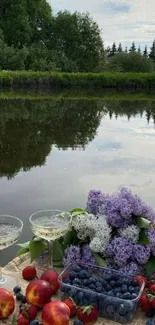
[1, 96, 155, 265]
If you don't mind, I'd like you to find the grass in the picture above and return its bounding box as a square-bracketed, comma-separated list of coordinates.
[1, 71, 155, 89]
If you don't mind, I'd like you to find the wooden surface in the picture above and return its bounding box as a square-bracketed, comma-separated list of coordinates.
[1, 254, 147, 325]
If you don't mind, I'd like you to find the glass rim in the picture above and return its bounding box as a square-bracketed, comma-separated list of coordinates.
[29, 209, 72, 228]
[0, 215, 23, 236]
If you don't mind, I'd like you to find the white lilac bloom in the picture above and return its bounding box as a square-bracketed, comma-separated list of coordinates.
[72, 213, 112, 254]
[71, 213, 97, 240]
[119, 225, 140, 243]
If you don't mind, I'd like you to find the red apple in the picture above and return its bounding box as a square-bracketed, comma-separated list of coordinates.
[42, 300, 70, 325]
[41, 270, 60, 293]
[26, 279, 53, 308]
[0, 288, 15, 319]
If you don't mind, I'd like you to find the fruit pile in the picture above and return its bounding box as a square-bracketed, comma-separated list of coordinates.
[60, 265, 142, 324]
[139, 275, 155, 319]
[9, 265, 98, 325]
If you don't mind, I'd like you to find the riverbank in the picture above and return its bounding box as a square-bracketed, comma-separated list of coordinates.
[1, 71, 155, 89]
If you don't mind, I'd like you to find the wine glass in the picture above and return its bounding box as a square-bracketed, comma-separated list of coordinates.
[0, 215, 23, 290]
[29, 210, 72, 268]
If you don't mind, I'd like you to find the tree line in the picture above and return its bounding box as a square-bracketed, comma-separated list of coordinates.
[0, 0, 155, 73]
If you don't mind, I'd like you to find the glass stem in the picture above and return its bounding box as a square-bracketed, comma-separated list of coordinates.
[48, 241, 53, 268]
[0, 250, 3, 282]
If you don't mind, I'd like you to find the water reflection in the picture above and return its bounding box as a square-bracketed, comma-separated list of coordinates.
[0, 98, 155, 180]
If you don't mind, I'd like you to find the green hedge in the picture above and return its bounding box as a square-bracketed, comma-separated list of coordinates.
[1, 71, 155, 88]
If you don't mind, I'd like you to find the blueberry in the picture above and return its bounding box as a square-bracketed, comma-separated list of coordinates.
[106, 304, 115, 315]
[118, 303, 127, 316]
[61, 284, 70, 293]
[77, 291, 85, 305]
[73, 266, 81, 272]
[114, 287, 121, 294]
[107, 290, 114, 297]
[88, 276, 96, 284]
[110, 280, 116, 287]
[96, 281, 102, 287]
[96, 286, 102, 293]
[21, 295, 27, 304]
[16, 292, 23, 301]
[123, 292, 131, 299]
[123, 301, 134, 312]
[89, 284, 96, 290]
[79, 270, 89, 279]
[29, 321, 40, 325]
[131, 293, 137, 299]
[73, 278, 82, 286]
[146, 320, 155, 325]
[63, 279, 70, 284]
[129, 286, 135, 293]
[74, 320, 84, 325]
[105, 284, 111, 292]
[70, 288, 77, 300]
[121, 284, 128, 293]
[116, 292, 123, 299]
[69, 271, 77, 280]
[13, 285, 21, 294]
[146, 311, 155, 318]
[83, 279, 88, 286]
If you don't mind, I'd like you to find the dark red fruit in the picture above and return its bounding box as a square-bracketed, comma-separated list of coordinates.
[63, 298, 77, 317]
[22, 266, 37, 280]
[139, 294, 151, 312]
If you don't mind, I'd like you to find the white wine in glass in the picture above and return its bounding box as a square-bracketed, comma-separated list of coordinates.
[0, 215, 23, 290]
[29, 210, 71, 268]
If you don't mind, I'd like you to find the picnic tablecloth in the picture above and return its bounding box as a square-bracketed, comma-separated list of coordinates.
[1, 253, 147, 325]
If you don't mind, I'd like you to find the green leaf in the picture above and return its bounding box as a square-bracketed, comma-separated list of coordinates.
[11, 313, 18, 325]
[138, 229, 150, 245]
[136, 216, 151, 229]
[16, 247, 29, 257]
[63, 228, 78, 249]
[93, 253, 107, 267]
[29, 239, 47, 262]
[53, 260, 63, 267]
[16, 241, 30, 248]
[69, 208, 85, 217]
[144, 256, 155, 277]
[53, 240, 64, 262]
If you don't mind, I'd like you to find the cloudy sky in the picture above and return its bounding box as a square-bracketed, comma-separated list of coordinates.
[48, 0, 155, 50]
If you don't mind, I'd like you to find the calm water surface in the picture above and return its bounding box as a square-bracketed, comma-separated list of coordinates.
[1, 97, 155, 264]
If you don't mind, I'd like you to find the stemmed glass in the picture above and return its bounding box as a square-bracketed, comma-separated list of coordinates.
[0, 215, 23, 289]
[29, 210, 72, 268]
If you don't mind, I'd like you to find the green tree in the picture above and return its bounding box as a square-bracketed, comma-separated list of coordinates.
[129, 41, 136, 52]
[109, 42, 117, 57]
[149, 40, 155, 63]
[0, 0, 52, 48]
[108, 52, 154, 73]
[117, 42, 123, 53]
[51, 11, 104, 72]
[143, 45, 148, 58]
[137, 45, 141, 54]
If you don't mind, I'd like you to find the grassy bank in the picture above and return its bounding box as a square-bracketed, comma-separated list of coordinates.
[1, 71, 155, 89]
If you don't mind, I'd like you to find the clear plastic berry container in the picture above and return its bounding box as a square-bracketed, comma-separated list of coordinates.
[59, 263, 145, 324]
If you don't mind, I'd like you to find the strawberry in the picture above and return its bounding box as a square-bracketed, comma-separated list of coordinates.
[134, 274, 147, 287]
[64, 298, 77, 317]
[77, 305, 99, 325]
[140, 294, 151, 312]
[17, 313, 29, 325]
[22, 266, 37, 280]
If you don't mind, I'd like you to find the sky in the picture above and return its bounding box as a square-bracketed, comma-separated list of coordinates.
[48, 0, 155, 50]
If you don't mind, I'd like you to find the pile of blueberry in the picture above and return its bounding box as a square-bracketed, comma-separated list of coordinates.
[61, 265, 141, 324]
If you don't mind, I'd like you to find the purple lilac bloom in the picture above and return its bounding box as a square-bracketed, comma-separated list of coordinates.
[118, 262, 143, 277]
[86, 189, 105, 215]
[81, 244, 97, 266]
[147, 228, 155, 245]
[63, 245, 81, 267]
[133, 244, 150, 265]
[150, 245, 155, 256]
[106, 236, 133, 265]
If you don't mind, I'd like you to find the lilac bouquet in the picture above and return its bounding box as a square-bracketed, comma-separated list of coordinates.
[63, 187, 155, 277]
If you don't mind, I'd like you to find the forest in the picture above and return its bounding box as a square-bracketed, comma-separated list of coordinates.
[0, 0, 155, 73]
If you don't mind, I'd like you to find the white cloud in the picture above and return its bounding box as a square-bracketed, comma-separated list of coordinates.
[48, 0, 155, 49]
